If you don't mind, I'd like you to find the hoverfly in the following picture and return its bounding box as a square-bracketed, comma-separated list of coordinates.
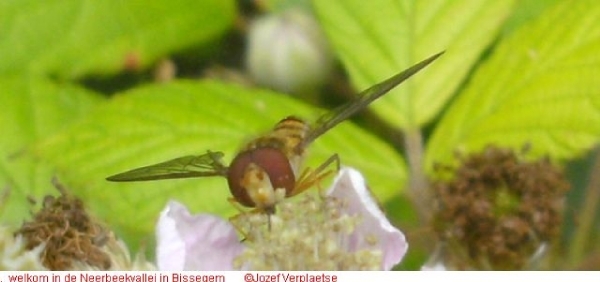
[107, 52, 443, 214]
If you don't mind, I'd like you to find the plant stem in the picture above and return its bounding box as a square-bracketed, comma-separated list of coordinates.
[569, 149, 600, 267]
[404, 128, 432, 223]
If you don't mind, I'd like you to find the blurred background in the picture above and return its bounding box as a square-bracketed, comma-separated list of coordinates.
[0, 0, 598, 270]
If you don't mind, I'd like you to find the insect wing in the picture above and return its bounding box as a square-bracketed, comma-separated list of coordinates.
[298, 51, 444, 149]
[106, 151, 228, 182]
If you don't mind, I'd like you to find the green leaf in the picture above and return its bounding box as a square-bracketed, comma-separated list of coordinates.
[426, 0, 600, 169]
[33, 80, 406, 248]
[501, 0, 560, 36]
[0, 75, 103, 226]
[0, 0, 236, 79]
[312, 0, 516, 128]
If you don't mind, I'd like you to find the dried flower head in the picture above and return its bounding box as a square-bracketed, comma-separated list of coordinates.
[15, 178, 155, 270]
[430, 146, 570, 270]
[0, 225, 47, 270]
[70, 231, 156, 271]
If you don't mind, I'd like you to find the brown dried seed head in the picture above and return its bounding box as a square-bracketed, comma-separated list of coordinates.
[431, 145, 570, 270]
[15, 179, 111, 270]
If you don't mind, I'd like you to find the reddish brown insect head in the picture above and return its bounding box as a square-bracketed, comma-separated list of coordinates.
[226, 147, 295, 211]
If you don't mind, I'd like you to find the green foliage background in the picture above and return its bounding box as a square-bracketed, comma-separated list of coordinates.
[0, 0, 598, 269]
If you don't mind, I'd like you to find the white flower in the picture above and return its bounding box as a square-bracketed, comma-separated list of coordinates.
[155, 168, 407, 270]
[156, 201, 245, 270]
[328, 168, 408, 270]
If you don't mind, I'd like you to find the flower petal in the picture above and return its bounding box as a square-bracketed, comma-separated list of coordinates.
[156, 200, 244, 270]
[328, 168, 408, 270]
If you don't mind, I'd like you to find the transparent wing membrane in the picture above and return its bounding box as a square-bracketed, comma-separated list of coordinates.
[299, 52, 444, 150]
[106, 151, 228, 182]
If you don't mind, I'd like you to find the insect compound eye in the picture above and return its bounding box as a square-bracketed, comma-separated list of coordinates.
[227, 147, 296, 208]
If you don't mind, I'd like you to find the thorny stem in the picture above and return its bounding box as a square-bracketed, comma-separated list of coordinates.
[569, 148, 600, 267]
[403, 128, 432, 224]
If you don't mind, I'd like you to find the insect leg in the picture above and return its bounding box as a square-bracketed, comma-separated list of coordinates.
[227, 198, 273, 239]
[291, 153, 340, 197]
[227, 199, 254, 241]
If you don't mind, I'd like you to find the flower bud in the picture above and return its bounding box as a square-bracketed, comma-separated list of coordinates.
[246, 8, 333, 93]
